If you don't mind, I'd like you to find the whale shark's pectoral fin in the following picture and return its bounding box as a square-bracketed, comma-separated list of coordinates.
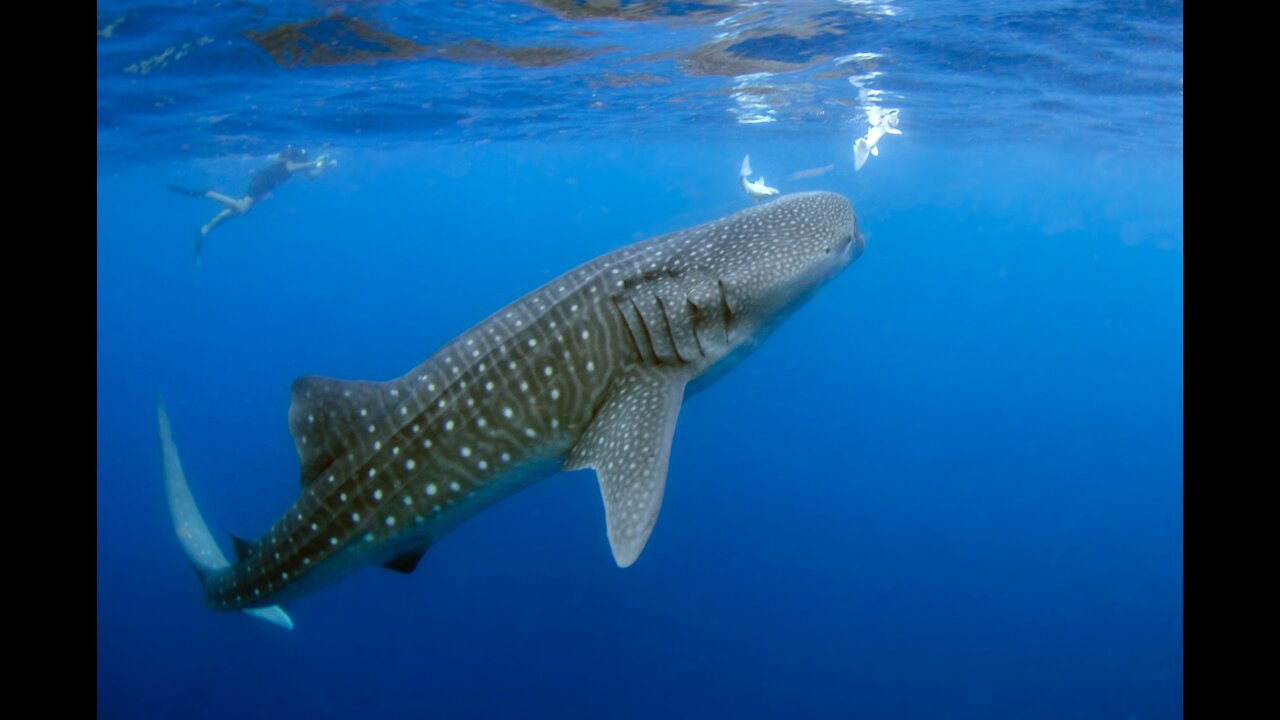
[564, 368, 689, 568]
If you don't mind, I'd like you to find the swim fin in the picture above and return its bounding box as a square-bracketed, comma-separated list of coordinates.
[169, 184, 207, 198]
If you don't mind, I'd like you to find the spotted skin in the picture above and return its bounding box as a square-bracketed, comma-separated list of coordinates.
[163, 191, 864, 616]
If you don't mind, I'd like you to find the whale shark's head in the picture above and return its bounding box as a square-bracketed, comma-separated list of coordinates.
[708, 191, 862, 340]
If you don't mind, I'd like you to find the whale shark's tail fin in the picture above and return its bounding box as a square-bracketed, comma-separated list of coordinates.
[740, 154, 752, 178]
[157, 395, 294, 630]
[853, 137, 870, 171]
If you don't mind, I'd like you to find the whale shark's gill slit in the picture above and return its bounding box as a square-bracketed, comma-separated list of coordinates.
[613, 295, 648, 364]
[653, 294, 682, 366]
[687, 298, 707, 359]
[627, 295, 659, 365]
[716, 279, 733, 343]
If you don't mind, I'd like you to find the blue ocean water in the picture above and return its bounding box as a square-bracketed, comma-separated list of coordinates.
[98, 2, 1183, 718]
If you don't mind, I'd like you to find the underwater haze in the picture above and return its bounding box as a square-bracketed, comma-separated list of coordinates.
[97, 1, 1183, 718]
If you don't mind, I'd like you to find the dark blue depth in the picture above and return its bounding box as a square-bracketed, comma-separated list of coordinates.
[98, 136, 1182, 719]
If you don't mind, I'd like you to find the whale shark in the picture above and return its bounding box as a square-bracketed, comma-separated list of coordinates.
[159, 191, 865, 628]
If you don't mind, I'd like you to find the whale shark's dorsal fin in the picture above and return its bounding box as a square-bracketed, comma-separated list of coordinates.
[564, 368, 688, 567]
[288, 376, 395, 486]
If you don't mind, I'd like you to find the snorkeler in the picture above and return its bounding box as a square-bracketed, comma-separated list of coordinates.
[853, 108, 902, 172]
[739, 155, 780, 204]
[169, 146, 335, 265]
